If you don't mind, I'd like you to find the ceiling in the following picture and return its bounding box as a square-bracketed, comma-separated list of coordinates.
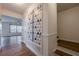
[1, 3, 79, 14]
[1, 3, 32, 14]
[57, 3, 79, 12]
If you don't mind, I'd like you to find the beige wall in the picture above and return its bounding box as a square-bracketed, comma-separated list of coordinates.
[58, 6, 79, 43]
[47, 3, 57, 55]
[0, 6, 22, 18]
[48, 4, 57, 34]
[42, 4, 57, 55]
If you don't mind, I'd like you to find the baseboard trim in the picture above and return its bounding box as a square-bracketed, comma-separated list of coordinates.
[26, 44, 41, 56]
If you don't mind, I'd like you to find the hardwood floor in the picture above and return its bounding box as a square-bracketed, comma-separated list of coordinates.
[0, 43, 35, 56]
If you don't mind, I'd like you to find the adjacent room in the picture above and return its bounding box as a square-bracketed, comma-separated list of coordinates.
[0, 3, 79, 56]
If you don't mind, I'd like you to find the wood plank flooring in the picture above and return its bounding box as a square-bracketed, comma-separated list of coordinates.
[0, 43, 35, 56]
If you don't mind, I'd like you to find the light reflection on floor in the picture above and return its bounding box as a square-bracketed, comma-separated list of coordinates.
[0, 36, 35, 56]
[0, 36, 22, 49]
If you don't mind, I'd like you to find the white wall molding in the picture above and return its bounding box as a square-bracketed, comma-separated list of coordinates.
[43, 33, 57, 37]
[22, 41, 40, 56]
[27, 45, 41, 56]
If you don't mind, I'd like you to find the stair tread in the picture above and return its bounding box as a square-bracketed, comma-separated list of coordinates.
[55, 49, 72, 56]
[57, 46, 79, 56]
[58, 40, 79, 52]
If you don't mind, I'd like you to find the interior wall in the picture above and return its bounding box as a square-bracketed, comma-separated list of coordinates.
[47, 3, 57, 55]
[0, 6, 22, 18]
[58, 6, 79, 43]
[42, 4, 49, 56]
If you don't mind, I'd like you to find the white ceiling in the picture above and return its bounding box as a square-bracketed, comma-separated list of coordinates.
[1, 3, 79, 14]
[57, 3, 79, 12]
[1, 3, 32, 14]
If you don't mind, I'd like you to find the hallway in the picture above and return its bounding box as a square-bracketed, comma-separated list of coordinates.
[0, 3, 79, 56]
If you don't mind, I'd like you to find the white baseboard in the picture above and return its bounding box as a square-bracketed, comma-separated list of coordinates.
[26, 44, 41, 56]
[23, 41, 41, 56]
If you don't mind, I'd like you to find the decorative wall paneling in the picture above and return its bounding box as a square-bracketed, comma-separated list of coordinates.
[24, 3, 57, 56]
[27, 4, 43, 46]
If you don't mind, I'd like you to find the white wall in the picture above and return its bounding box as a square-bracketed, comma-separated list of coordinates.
[42, 3, 57, 56]
[42, 4, 49, 56]
[58, 6, 79, 43]
[47, 3, 57, 55]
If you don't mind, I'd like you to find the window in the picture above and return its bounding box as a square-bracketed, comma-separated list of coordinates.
[17, 36, 22, 44]
[10, 36, 17, 44]
[0, 23, 2, 33]
[10, 25, 22, 33]
[10, 25, 16, 33]
[16, 26, 22, 33]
